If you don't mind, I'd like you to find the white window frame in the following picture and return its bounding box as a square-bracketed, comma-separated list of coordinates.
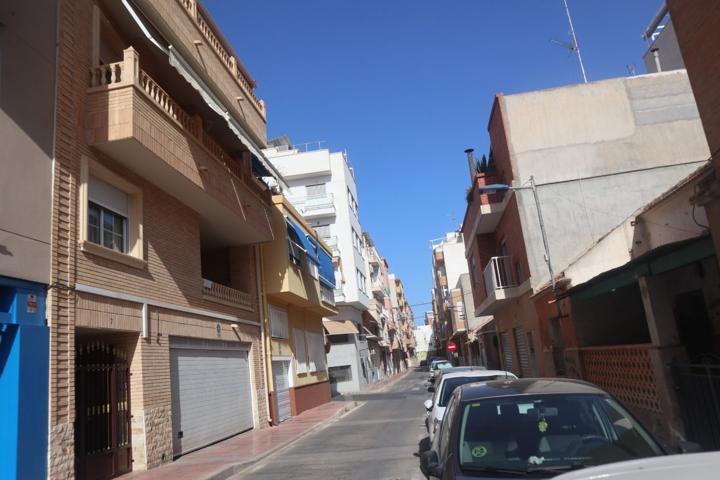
[79, 156, 144, 268]
[269, 305, 289, 339]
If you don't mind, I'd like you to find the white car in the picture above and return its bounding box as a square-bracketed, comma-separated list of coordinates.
[554, 452, 720, 480]
[423, 369, 516, 442]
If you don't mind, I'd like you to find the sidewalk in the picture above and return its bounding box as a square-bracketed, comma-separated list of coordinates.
[120, 369, 413, 480]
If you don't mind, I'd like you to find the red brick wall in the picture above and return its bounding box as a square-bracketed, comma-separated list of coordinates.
[290, 380, 331, 416]
[667, 0, 720, 174]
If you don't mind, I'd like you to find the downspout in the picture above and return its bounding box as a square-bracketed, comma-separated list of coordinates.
[141, 303, 149, 340]
[255, 244, 273, 426]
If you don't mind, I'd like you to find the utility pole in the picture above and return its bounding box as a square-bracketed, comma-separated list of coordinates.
[562, 0, 588, 83]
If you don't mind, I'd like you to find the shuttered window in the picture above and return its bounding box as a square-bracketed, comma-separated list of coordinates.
[269, 306, 289, 339]
[306, 331, 326, 373]
[514, 328, 532, 377]
[293, 328, 308, 374]
[500, 332, 513, 372]
[306, 183, 326, 199]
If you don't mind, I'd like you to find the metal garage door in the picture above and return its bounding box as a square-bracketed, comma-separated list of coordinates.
[272, 360, 291, 423]
[513, 328, 532, 377]
[170, 337, 253, 456]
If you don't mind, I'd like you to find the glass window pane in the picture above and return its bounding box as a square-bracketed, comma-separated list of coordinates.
[88, 204, 101, 245]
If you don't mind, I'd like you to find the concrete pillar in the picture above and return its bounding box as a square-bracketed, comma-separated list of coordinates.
[638, 276, 680, 347]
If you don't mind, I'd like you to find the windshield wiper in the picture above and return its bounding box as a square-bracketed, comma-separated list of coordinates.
[526, 464, 587, 474]
[462, 465, 528, 476]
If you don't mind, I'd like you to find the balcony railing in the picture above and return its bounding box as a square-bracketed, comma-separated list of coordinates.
[483, 256, 516, 297]
[174, 0, 265, 118]
[202, 279, 254, 311]
[287, 194, 336, 218]
[320, 285, 335, 307]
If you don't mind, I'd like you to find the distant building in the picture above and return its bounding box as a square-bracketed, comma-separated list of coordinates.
[642, 4, 685, 73]
[414, 325, 434, 362]
[265, 140, 371, 395]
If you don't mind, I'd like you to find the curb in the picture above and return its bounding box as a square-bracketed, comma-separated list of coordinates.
[201, 400, 362, 480]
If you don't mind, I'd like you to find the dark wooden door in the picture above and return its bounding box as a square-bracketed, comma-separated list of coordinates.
[76, 343, 132, 480]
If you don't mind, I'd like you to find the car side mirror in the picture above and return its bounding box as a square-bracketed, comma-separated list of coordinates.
[679, 440, 702, 454]
[427, 385, 435, 393]
[424, 399, 433, 411]
[420, 450, 443, 478]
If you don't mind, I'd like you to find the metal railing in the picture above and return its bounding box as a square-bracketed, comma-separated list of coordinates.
[483, 256, 516, 297]
[320, 285, 335, 306]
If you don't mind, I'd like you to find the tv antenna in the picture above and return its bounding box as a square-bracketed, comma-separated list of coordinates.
[552, 0, 588, 83]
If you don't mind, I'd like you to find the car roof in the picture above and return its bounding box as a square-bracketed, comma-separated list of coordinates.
[438, 370, 514, 381]
[457, 378, 608, 401]
[553, 452, 720, 480]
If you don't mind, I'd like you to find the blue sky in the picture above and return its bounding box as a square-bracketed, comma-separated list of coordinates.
[204, 0, 663, 325]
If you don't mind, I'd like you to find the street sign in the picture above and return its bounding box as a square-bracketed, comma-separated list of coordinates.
[447, 341, 457, 352]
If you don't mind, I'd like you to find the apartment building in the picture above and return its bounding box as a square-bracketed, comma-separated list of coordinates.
[394, 277, 416, 361]
[0, 2, 57, 478]
[430, 232, 476, 365]
[262, 196, 337, 424]
[462, 70, 710, 380]
[362, 232, 394, 381]
[48, 0, 284, 477]
[264, 140, 371, 394]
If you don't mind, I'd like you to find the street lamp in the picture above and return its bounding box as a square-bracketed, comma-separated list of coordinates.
[477, 176, 557, 296]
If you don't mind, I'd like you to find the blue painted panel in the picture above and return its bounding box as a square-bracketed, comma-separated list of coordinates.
[318, 247, 336, 289]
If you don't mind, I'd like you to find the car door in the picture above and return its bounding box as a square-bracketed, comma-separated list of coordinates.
[434, 393, 460, 479]
[429, 377, 443, 440]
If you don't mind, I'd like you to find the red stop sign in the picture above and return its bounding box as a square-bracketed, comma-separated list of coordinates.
[447, 341, 457, 352]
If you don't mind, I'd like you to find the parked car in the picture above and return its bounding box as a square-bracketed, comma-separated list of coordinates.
[420, 378, 665, 479]
[553, 452, 718, 480]
[425, 370, 517, 443]
[428, 359, 452, 382]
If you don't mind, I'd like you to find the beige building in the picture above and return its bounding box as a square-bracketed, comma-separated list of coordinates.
[262, 196, 338, 424]
[49, 0, 284, 478]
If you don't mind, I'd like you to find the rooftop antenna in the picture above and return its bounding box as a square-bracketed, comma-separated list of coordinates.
[560, 0, 588, 83]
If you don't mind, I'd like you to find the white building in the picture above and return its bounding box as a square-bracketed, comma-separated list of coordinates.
[414, 325, 434, 361]
[264, 140, 371, 394]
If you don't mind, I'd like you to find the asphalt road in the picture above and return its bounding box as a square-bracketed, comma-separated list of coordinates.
[233, 369, 430, 480]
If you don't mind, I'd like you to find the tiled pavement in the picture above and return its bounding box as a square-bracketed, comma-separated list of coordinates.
[119, 368, 414, 480]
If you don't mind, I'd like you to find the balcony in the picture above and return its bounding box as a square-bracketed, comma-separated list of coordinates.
[476, 256, 528, 315]
[321, 236, 339, 255]
[85, 48, 272, 245]
[371, 278, 389, 298]
[320, 285, 335, 307]
[434, 249, 444, 263]
[131, 0, 266, 144]
[464, 173, 511, 237]
[202, 279, 254, 311]
[286, 194, 336, 219]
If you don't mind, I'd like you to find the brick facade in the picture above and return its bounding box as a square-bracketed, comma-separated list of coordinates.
[49, 0, 272, 477]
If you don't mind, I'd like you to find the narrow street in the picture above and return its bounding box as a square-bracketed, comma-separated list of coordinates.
[233, 370, 428, 480]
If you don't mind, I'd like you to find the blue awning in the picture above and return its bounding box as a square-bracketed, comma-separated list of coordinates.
[317, 245, 336, 289]
[286, 219, 319, 264]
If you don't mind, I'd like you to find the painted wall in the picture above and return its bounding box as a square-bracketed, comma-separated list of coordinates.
[0, 0, 57, 284]
[502, 70, 710, 291]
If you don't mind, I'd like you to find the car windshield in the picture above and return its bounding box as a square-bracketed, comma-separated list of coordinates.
[435, 362, 452, 370]
[458, 394, 663, 473]
[439, 376, 503, 407]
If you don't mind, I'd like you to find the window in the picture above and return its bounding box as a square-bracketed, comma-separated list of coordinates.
[80, 157, 143, 267]
[471, 257, 479, 286]
[286, 223, 304, 266]
[329, 365, 352, 383]
[293, 328, 308, 374]
[356, 269, 367, 293]
[269, 305, 289, 339]
[315, 224, 331, 238]
[306, 331, 326, 373]
[306, 183, 326, 199]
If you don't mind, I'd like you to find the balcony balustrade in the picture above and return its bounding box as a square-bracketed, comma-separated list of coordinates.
[86, 47, 272, 245]
[202, 279, 254, 311]
[475, 256, 526, 316]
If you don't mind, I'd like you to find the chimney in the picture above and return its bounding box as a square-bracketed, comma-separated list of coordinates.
[651, 47, 662, 72]
[464, 148, 475, 183]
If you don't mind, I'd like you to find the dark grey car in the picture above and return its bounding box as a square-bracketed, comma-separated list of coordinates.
[420, 378, 665, 479]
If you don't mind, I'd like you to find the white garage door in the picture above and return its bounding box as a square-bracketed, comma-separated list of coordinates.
[170, 337, 253, 456]
[272, 360, 291, 423]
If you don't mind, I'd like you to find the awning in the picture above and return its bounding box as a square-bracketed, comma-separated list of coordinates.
[167, 46, 288, 191]
[563, 235, 716, 301]
[286, 219, 319, 264]
[317, 244, 336, 289]
[324, 320, 358, 336]
[468, 316, 494, 333]
[363, 327, 379, 341]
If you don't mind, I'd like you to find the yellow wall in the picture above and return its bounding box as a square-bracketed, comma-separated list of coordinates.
[268, 302, 328, 390]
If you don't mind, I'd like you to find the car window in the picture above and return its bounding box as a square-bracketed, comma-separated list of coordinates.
[438, 393, 458, 458]
[438, 376, 503, 407]
[456, 394, 663, 473]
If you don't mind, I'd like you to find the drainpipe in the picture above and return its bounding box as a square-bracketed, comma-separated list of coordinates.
[142, 303, 149, 339]
[651, 48, 663, 72]
[255, 244, 273, 426]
